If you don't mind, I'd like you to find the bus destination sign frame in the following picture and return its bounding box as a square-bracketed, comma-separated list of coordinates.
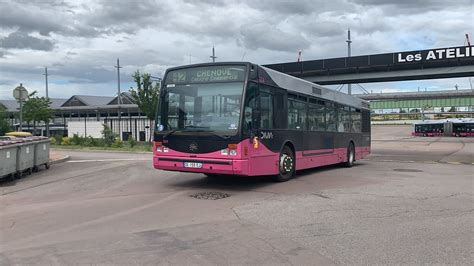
[166, 65, 246, 84]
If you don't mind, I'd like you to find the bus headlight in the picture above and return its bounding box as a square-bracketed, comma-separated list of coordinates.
[229, 149, 237, 156]
[221, 149, 229, 155]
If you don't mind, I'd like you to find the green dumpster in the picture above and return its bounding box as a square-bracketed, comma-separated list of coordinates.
[0, 141, 19, 180]
[32, 137, 50, 171]
[16, 139, 35, 176]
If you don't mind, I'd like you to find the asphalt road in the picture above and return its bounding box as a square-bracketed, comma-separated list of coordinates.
[0, 126, 472, 265]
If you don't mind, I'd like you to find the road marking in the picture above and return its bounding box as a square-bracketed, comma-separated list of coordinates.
[67, 158, 150, 163]
[364, 158, 473, 166]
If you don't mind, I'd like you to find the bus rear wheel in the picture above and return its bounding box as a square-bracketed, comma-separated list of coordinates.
[274, 146, 295, 182]
[345, 143, 355, 168]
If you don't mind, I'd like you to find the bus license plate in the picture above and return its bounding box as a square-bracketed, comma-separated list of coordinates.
[183, 162, 202, 168]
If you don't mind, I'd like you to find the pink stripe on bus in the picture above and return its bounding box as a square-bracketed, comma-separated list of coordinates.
[153, 139, 370, 176]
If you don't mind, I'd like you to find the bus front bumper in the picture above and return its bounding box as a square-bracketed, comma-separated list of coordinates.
[153, 156, 249, 176]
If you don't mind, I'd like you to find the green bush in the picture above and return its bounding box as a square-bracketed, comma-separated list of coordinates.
[111, 138, 123, 148]
[83, 136, 98, 146]
[71, 133, 84, 145]
[94, 138, 105, 147]
[54, 135, 63, 144]
[50, 137, 56, 145]
[128, 137, 137, 148]
[101, 124, 117, 147]
[61, 137, 71, 145]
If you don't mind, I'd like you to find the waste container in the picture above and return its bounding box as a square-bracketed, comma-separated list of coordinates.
[32, 137, 50, 171]
[16, 138, 35, 176]
[0, 141, 19, 180]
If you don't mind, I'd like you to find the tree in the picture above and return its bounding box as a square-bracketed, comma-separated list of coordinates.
[0, 105, 11, 135]
[129, 70, 160, 142]
[22, 91, 54, 135]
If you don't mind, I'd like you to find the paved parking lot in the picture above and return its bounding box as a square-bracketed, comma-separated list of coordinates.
[0, 125, 473, 265]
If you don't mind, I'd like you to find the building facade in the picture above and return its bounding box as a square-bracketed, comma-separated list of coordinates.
[0, 92, 154, 141]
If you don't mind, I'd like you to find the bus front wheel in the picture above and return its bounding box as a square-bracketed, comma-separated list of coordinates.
[274, 146, 295, 182]
[345, 143, 355, 168]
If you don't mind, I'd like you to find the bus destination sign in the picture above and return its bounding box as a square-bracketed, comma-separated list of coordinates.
[167, 66, 246, 84]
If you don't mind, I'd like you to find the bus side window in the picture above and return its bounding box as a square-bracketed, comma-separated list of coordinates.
[336, 104, 350, 133]
[288, 99, 306, 130]
[351, 108, 361, 133]
[325, 102, 337, 132]
[308, 99, 325, 131]
[244, 82, 259, 132]
[260, 92, 274, 129]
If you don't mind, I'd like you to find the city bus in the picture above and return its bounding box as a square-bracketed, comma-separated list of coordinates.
[452, 120, 474, 137]
[153, 62, 371, 181]
[412, 121, 444, 137]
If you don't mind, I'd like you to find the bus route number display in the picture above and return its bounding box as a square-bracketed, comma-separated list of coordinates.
[168, 66, 245, 84]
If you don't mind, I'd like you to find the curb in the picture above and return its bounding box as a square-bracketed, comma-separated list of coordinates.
[51, 148, 153, 154]
[49, 155, 71, 165]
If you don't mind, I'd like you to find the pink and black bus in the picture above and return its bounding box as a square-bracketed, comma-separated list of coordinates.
[412, 121, 444, 137]
[153, 62, 371, 181]
[452, 120, 474, 137]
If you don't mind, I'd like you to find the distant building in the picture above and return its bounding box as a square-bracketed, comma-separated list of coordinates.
[0, 92, 153, 141]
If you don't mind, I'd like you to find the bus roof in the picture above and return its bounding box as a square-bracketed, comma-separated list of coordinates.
[163, 62, 369, 110]
[412, 119, 474, 125]
[450, 118, 474, 124]
[260, 65, 369, 110]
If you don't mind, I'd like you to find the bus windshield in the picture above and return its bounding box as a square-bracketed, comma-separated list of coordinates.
[157, 65, 247, 136]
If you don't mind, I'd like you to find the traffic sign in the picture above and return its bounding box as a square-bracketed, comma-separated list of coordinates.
[13, 83, 28, 101]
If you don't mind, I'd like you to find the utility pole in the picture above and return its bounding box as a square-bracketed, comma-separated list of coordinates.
[115, 58, 122, 105]
[114, 58, 122, 139]
[44, 67, 49, 98]
[210, 46, 217, 62]
[43, 67, 50, 136]
[465, 34, 473, 91]
[346, 28, 352, 95]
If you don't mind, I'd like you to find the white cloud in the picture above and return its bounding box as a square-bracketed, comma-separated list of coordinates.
[0, 0, 472, 99]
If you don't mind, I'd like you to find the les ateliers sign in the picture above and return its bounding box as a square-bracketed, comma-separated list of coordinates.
[397, 46, 474, 63]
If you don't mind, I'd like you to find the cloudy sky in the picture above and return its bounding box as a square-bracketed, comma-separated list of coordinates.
[0, 0, 473, 99]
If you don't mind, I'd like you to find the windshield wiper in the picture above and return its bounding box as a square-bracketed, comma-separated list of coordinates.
[184, 125, 210, 130]
[209, 132, 231, 140]
[183, 127, 231, 140]
[162, 129, 177, 139]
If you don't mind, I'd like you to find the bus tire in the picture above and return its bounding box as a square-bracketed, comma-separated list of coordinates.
[274, 145, 295, 182]
[345, 143, 355, 168]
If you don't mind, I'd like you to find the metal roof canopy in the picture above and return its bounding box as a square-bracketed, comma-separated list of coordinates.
[264, 46, 474, 85]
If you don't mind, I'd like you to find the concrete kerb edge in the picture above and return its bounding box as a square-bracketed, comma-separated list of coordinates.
[51, 148, 153, 154]
[49, 155, 71, 165]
